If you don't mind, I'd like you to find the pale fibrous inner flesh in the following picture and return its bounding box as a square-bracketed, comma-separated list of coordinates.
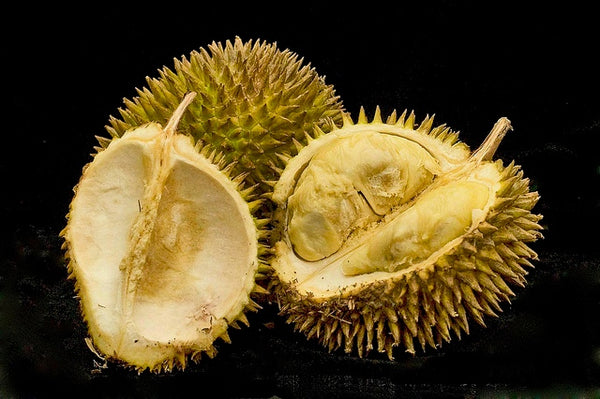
[278, 131, 501, 298]
[67, 120, 257, 366]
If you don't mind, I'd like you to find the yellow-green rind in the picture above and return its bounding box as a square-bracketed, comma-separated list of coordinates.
[269, 110, 543, 359]
[102, 37, 344, 203]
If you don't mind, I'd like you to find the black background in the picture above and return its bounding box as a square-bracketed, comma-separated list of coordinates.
[2, 2, 599, 398]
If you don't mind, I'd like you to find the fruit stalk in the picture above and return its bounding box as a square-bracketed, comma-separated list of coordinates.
[472, 117, 513, 162]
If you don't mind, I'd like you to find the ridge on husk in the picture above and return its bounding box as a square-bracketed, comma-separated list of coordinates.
[269, 107, 543, 359]
[61, 93, 266, 373]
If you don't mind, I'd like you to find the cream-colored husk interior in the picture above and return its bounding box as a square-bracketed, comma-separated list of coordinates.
[67, 123, 257, 366]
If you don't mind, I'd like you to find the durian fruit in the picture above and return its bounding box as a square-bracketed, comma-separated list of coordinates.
[61, 92, 264, 372]
[105, 36, 344, 206]
[269, 108, 543, 359]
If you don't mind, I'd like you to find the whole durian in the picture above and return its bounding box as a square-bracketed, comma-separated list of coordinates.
[61, 93, 265, 372]
[270, 108, 543, 358]
[105, 36, 344, 207]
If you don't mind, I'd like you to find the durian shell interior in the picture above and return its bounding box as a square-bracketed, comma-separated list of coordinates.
[63, 118, 260, 372]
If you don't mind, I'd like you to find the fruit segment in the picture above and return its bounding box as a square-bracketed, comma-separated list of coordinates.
[62, 94, 259, 372]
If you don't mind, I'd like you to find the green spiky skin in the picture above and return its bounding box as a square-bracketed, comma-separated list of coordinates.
[103, 37, 344, 207]
[270, 109, 543, 359]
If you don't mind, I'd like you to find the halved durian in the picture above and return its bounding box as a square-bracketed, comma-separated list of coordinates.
[270, 108, 543, 359]
[61, 93, 263, 372]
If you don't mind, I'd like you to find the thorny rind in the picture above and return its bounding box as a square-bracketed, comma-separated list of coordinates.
[268, 108, 543, 359]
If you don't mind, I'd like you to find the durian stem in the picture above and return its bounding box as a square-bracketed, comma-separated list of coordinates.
[165, 91, 197, 135]
[160, 91, 197, 163]
[472, 117, 512, 163]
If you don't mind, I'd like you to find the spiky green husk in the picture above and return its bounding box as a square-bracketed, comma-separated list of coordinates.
[103, 36, 344, 206]
[270, 109, 543, 359]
